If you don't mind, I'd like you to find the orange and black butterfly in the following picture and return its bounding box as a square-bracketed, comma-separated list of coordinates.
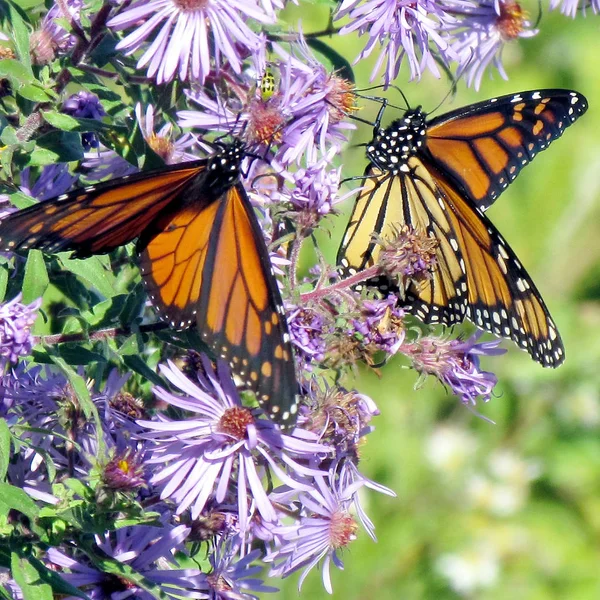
[338, 89, 588, 367]
[0, 139, 299, 425]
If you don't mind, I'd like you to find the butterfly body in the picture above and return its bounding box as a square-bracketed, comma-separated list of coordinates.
[0, 139, 298, 425]
[339, 90, 588, 367]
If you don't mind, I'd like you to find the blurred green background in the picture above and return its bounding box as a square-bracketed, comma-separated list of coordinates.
[278, 4, 600, 599]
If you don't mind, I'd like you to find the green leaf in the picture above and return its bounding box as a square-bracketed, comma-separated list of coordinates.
[60, 256, 117, 299]
[122, 355, 163, 386]
[7, 191, 36, 209]
[46, 355, 95, 420]
[57, 346, 106, 365]
[63, 478, 93, 500]
[0, 266, 8, 302]
[17, 84, 52, 103]
[117, 334, 139, 356]
[22, 250, 49, 303]
[0, 125, 19, 146]
[32, 131, 84, 164]
[0, 482, 40, 521]
[0, 419, 11, 481]
[7, 1, 33, 73]
[0, 59, 33, 85]
[41, 111, 112, 134]
[11, 553, 53, 600]
[89, 554, 171, 600]
[307, 38, 355, 84]
[27, 555, 90, 600]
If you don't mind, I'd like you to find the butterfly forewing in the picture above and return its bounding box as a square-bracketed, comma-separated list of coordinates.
[141, 183, 298, 425]
[0, 164, 205, 257]
[426, 90, 588, 210]
[338, 89, 586, 367]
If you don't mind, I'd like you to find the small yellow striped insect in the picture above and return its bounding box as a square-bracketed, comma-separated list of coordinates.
[260, 68, 276, 101]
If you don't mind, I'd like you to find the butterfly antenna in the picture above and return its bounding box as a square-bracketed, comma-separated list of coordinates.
[428, 69, 460, 116]
[533, 0, 543, 28]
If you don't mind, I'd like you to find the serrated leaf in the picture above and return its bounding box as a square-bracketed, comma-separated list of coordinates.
[11, 554, 53, 600]
[18, 84, 52, 103]
[0, 419, 11, 480]
[60, 256, 116, 299]
[22, 250, 49, 303]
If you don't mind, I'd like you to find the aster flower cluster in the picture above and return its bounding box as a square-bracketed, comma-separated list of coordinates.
[0, 0, 582, 597]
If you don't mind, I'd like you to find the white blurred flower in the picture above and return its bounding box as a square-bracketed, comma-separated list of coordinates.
[436, 543, 499, 595]
[468, 450, 541, 516]
[426, 425, 477, 474]
[556, 384, 600, 428]
[489, 450, 542, 484]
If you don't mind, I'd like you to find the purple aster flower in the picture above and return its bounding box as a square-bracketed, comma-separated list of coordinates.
[63, 91, 105, 121]
[47, 524, 203, 600]
[265, 472, 363, 594]
[550, 0, 600, 16]
[406, 332, 507, 405]
[139, 358, 329, 530]
[271, 34, 357, 164]
[107, 0, 275, 85]
[336, 0, 459, 86]
[446, 0, 537, 90]
[349, 294, 405, 355]
[30, 0, 83, 64]
[0, 294, 41, 376]
[135, 104, 197, 164]
[286, 305, 332, 367]
[63, 91, 106, 149]
[196, 538, 278, 599]
[81, 148, 138, 183]
[374, 224, 439, 285]
[20, 164, 78, 201]
[297, 384, 379, 459]
[179, 33, 356, 166]
[101, 447, 147, 490]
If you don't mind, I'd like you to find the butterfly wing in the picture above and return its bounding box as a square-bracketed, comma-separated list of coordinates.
[140, 183, 298, 424]
[338, 156, 565, 367]
[425, 90, 588, 210]
[0, 163, 207, 256]
[425, 160, 564, 366]
[337, 163, 469, 327]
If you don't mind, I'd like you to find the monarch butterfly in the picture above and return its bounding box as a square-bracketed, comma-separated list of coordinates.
[0, 139, 299, 425]
[338, 89, 588, 367]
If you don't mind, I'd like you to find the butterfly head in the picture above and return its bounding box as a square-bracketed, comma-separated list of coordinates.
[368, 108, 427, 174]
